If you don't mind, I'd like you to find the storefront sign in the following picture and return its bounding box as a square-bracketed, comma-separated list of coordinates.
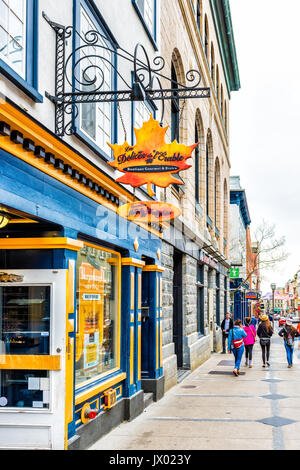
[108, 114, 198, 197]
[245, 290, 260, 300]
[117, 201, 181, 224]
[200, 251, 216, 268]
[230, 268, 240, 279]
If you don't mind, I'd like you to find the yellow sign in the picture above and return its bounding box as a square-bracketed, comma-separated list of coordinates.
[118, 201, 181, 224]
[108, 114, 198, 196]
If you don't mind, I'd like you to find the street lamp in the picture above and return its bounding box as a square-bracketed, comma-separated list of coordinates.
[271, 283, 276, 319]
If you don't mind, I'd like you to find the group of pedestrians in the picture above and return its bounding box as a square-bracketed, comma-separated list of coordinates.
[221, 312, 300, 376]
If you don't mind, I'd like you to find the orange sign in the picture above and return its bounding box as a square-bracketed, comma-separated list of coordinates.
[118, 201, 181, 224]
[108, 114, 199, 195]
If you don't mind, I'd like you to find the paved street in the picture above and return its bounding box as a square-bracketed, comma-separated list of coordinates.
[89, 326, 300, 451]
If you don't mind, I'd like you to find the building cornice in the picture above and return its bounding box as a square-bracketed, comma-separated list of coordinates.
[210, 0, 241, 93]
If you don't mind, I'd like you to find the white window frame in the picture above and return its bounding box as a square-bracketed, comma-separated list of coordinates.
[0, 0, 27, 79]
[79, 5, 112, 156]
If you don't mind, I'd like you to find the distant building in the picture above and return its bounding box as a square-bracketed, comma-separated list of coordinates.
[229, 176, 252, 321]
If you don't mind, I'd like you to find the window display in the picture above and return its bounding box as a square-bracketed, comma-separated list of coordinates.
[0, 370, 49, 408]
[0, 286, 50, 355]
[75, 244, 120, 387]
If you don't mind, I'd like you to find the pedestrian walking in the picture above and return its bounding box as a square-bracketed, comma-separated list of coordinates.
[257, 314, 273, 367]
[227, 319, 247, 376]
[221, 312, 233, 354]
[243, 317, 256, 368]
[278, 320, 300, 368]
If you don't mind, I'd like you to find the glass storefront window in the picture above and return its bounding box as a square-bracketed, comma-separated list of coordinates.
[0, 370, 49, 408]
[0, 286, 51, 355]
[75, 244, 120, 387]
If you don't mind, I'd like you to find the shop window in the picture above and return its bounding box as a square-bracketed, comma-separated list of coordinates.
[197, 263, 205, 335]
[224, 276, 228, 315]
[0, 285, 51, 408]
[132, 0, 157, 49]
[216, 272, 220, 325]
[75, 243, 120, 388]
[0, 0, 42, 102]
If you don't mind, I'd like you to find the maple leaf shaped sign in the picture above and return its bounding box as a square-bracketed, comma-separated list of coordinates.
[108, 114, 199, 193]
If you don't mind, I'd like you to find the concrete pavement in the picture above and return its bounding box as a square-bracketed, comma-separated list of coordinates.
[89, 325, 300, 451]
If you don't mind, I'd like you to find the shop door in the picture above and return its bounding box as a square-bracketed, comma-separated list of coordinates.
[208, 288, 214, 352]
[173, 251, 183, 368]
[0, 270, 66, 449]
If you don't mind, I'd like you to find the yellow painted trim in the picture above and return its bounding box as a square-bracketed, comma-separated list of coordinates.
[156, 323, 159, 370]
[65, 268, 75, 450]
[156, 277, 159, 309]
[138, 324, 141, 381]
[0, 355, 61, 370]
[138, 273, 141, 310]
[142, 265, 165, 273]
[122, 258, 146, 268]
[160, 321, 163, 368]
[0, 237, 84, 251]
[130, 327, 134, 384]
[75, 372, 126, 405]
[160, 277, 163, 308]
[67, 259, 75, 314]
[130, 272, 135, 311]
[9, 218, 38, 224]
[0, 100, 163, 239]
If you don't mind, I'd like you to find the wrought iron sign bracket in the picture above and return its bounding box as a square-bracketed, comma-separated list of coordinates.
[43, 12, 210, 138]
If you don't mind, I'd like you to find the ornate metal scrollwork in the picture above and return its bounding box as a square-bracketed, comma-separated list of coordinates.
[43, 12, 210, 137]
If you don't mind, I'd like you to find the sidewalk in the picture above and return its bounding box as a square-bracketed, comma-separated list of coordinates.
[89, 327, 300, 451]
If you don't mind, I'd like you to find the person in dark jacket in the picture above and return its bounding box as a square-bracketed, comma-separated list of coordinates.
[278, 320, 300, 368]
[221, 313, 234, 354]
[257, 314, 273, 367]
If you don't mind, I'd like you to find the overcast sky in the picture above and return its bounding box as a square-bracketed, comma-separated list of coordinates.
[229, 0, 300, 294]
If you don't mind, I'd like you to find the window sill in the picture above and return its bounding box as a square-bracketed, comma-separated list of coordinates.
[75, 371, 126, 405]
[0, 60, 43, 103]
[132, 1, 158, 51]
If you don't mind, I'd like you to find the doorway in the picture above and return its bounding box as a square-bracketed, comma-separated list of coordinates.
[0, 269, 66, 449]
[173, 250, 183, 369]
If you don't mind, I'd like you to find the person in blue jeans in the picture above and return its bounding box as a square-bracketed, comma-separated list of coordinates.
[278, 320, 300, 368]
[228, 319, 247, 376]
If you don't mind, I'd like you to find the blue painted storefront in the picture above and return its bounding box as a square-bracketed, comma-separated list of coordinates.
[0, 147, 163, 447]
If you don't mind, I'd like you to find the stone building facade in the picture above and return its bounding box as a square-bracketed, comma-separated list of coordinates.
[157, 0, 241, 391]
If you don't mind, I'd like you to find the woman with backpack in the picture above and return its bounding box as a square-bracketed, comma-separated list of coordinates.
[278, 320, 300, 368]
[243, 317, 256, 368]
[227, 318, 247, 376]
[257, 314, 273, 367]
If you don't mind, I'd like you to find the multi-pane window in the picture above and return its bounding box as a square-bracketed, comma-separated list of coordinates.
[80, 5, 112, 155]
[134, 100, 151, 133]
[133, 101, 156, 195]
[135, 0, 155, 36]
[0, 0, 26, 78]
[195, 124, 200, 207]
